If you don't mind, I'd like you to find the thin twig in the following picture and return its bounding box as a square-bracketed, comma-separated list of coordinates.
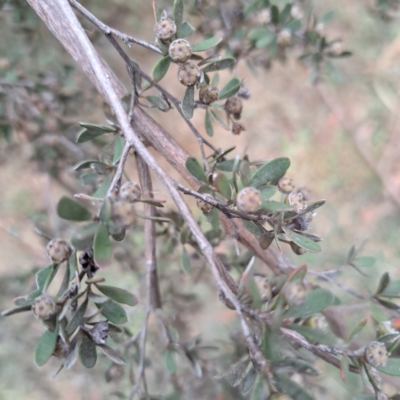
[106, 141, 131, 197]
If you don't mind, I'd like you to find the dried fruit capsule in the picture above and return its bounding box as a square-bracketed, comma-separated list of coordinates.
[199, 85, 219, 105]
[238, 84, 251, 100]
[278, 177, 294, 194]
[231, 122, 245, 135]
[53, 336, 69, 358]
[90, 321, 109, 345]
[225, 97, 243, 120]
[256, 9, 271, 25]
[304, 314, 328, 331]
[365, 341, 388, 367]
[196, 198, 214, 213]
[112, 201, 136, 228]
[291, 5, 303, 20]
[283, 281, 307, 305]
[277, 29, 292, 46]
[285, 192, 306, 214]
[253, 275, 272, 302]
[169, 39, 192, 63]
[119, 181, 141, 202]
[46, 238, 72, 263]
[236, 187, 261, 213]
[177, 62, 201, 87]
[32, 294, 56, 320]
[154, 19, 177, 41]
[296, 187, 311, 201]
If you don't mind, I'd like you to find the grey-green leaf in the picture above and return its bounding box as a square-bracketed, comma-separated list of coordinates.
[181, 247, 191, 273]
[377, 358, 400, 376]
[178, 21, 195, 38]
[79, 334, 97, 368]
[152, 56, 171, 82]
[1, 304, 32, 317]
[283, 227, 321, 253]
[34, 322, 59, 367]
[202, 57, 236, 73]
[57, 196, 92, 221]
[146, 95, 169, 111]
[271, 359, 319, 376]
[95, 300, 127, 324]
[262, 201, 293, 212]
[95, 284, 138, 306]
[173, 0, 184, 28]
[284, 288, 334, 318]
[251, 157, 290, 188]
[191, 36, 222, 52]
[218, 77, 242, 101]
[353, 256, 376, 268]
[241, 364, 257, 394]
[210, 110, 230, 130]
[242, 220, 263, 237]
[259, 185, 277, 200]
[376, 272, 390, 295]
[214, 173, 232, 199]
[70, 222, 98, 251]
[346, 318, 368, 343]
[185, 157, 208, 183]
[98, 344, 126, 365]
[205, 110, 213, 137]
[275, 374, 315, 400]
[93, 223, 112, 269]
[380, 279, 400, 298]
[66, 298, 88, 335]
[164, 349, 177, 373]
[77, 123, 115, 143]
[181, 86, 195, 119]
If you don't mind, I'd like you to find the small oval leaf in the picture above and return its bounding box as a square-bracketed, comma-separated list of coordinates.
[283, 227, 321, 253]
[202, 57, 236, 73]
[57, 197, 92, 221]
[251, 157, 291, 188]
[185, 157, 208, 183]
[95, 299, 127, 324]
[93, 223, 112, 269]
[218, 77, 242, 101]
[79, 335, 97, 368]
[34, 322, 59, 367]
[152, 56, 171, 82]
[95, 284, 138, 306]
[191, 36, 222, 52]
[205, 110, 213, 137]
[181, 86, 195, 119]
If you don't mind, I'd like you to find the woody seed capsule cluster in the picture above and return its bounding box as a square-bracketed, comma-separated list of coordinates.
[277, 29, 292, 46]
[119, 181, 141, 202]
[154, 19, 177, 41]
[365, 341, 388, 367]
[32, 294, 56, 320]
[177, 62, 201, 87]
[199, 86, 219, 105]
[304, 314, 328, 331]
[283, 281, 307, 305]
[285, 192, 307, 213]
[254, 275, 272, 302]
[231, 122, 245, 135]
[225, 97, 243, 120]
[236, 187, 261, 213]
[278, 177, 294, 194]
[112, 201, 136, 228]
[329, 41, 343, 56]
[196, 198, 214, 213]
[46, 238, 72, 263]
[169, 39, 192, 63]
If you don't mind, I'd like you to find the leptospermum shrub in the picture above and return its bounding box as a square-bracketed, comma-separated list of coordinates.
[2, 1, 400, 399]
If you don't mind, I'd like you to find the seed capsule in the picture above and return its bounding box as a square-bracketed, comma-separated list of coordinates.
[196, 198, 214, 213]
[304, 314, 328, 331]
[253, 275, 272, 302]
[329, 41, 343, 56]
[169, 39, 192, 63]
[365, 341, 388, 367]
[112, 201, 136, 228]
[199, 85, 219, 105]
[269, 394, 293, 400]
[46, 238, 72, 263]
[119, 181, 141, 202]
[231, 122, 245, 135]
[236, 187, 261, 213]
[376, 321, 398, 344]
[283, 281, 307, 305]
[177, 62, 201, 87]
[278, 177, 294, 194]
[154, 19, 177, 41]
[290, 241, 307, 255]
[32, 294, 56, 320]
[90, 321, 109, 345]
[225, 97, 243, 120]
[277, 29, 292, 46]
[285, 192, 307, 214]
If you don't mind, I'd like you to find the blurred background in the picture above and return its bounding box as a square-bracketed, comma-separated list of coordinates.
[1, 0, 400, 399]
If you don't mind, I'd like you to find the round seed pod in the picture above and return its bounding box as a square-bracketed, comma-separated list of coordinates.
[231, 122, 245, 135]
[290, 241, 307, 255]
[196, 198, 214, 213]
[269, 394, 293, 400]
[315, 22, 324, 35]
[236, 187, 261, 213]
[225, 97, 243, 120]
[278, 177, 294, 194]
[53, 336, 69, 358]
[256, 9, 271, 25]
[199, 85, 219, 105]
[112, 201, 136, 228]
[32, 294, 56, 320]
[154, 19, 177, 41]
[105, 363, 125, 382]
[365, 341, 388, 367]
[296, 187, 311, 202]
[177, 62, 201, 87]
[90, 321, 109, 345]
[119, 181, 141, 202]
[291, 5, 304, 20]
[169, 39, 192, 63]
[329, 41, 343, 56]
[283, 281, 307, 305]
[46, 238, 72, 263]
[277, 29, 292, 47]
[253, 275, 272, 302]
[238, 84, 251, 100]
[304, 314, 329, 331]
[292, 215, 309, 232]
